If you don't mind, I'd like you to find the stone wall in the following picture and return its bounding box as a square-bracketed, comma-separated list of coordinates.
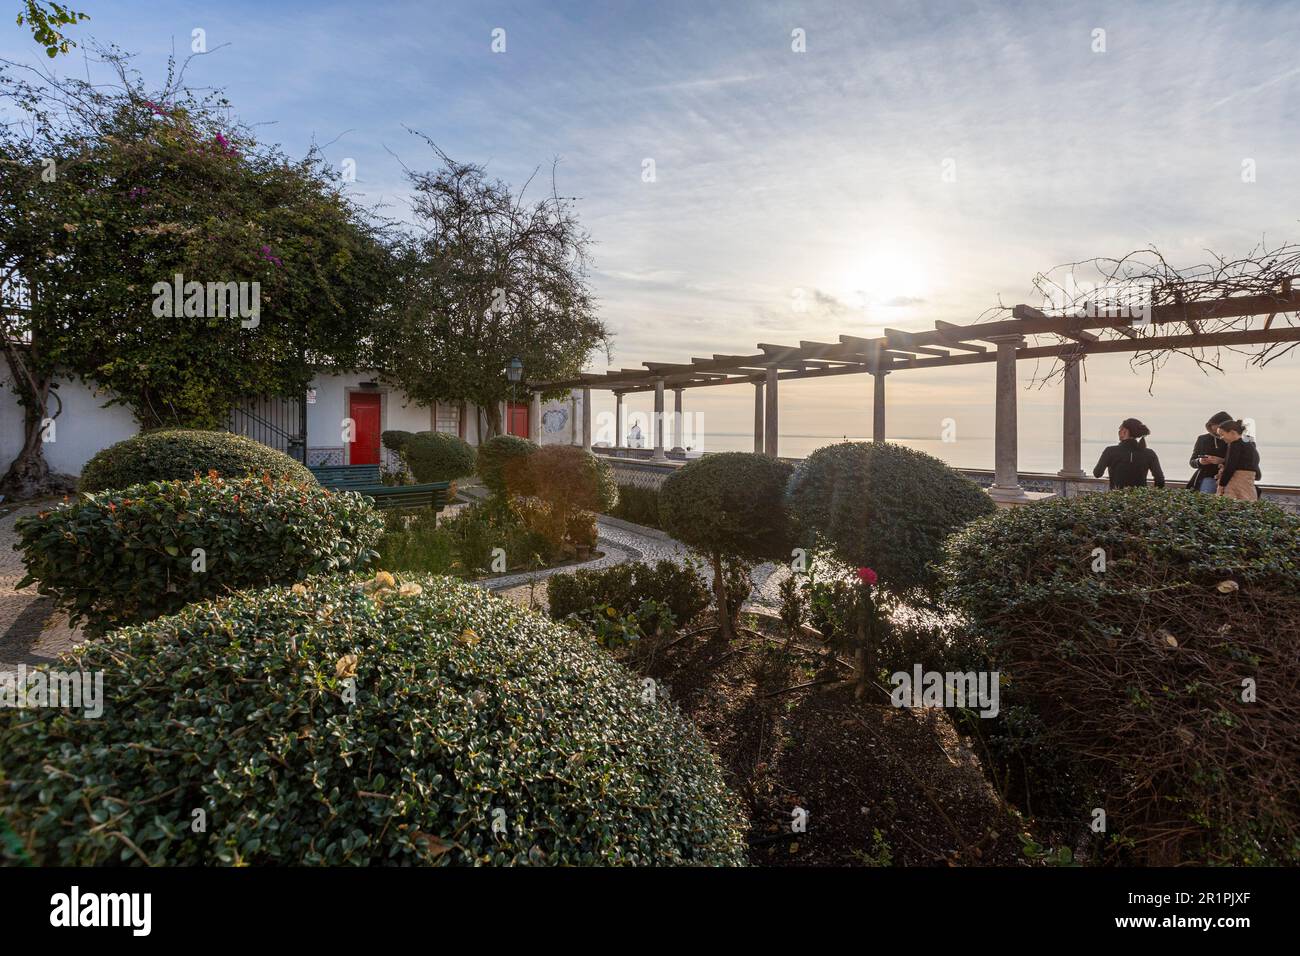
[593, 451, 1300, 513]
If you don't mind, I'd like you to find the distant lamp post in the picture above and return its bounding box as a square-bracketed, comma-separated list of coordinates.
[505, 357, 524, 435]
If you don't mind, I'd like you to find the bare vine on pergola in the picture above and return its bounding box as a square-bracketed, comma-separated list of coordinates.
[1021, 242, 1300, 392]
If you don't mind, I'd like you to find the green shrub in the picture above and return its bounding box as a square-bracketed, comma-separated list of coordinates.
[548, 559, 709, 633]
[15, 474, 383, 635]
[79, 429, 315, 492]
[0, 573, 748, 865]
[513, 446, 617, 556]
[381, 429, 414, 455]
[787, 441, 995, 597]
[374, 509, 457, 574]
[376, 501, 555, 577]
[941, 489, 1300, 865]
[403, 431, 476, 484]
[659, 452, 793, 638]
[610, 482, 663, 529]
[476, 434, 538, 498]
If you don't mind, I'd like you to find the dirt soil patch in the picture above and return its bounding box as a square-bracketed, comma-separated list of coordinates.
[636, 623, 1035, 866]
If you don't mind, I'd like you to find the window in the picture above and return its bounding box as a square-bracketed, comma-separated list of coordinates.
[435, 402, 461, 436]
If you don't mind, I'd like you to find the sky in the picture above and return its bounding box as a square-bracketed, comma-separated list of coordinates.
[5, 0, 1299, 471]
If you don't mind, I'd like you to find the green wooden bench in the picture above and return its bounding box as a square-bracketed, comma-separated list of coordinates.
[309, 464, 382, 488]
[309, 464, 450, 513]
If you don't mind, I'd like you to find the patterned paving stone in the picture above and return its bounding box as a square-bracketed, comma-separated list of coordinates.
[0, 506, 83, 674]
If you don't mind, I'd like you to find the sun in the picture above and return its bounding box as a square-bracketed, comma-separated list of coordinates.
[851, 247, 929, 307]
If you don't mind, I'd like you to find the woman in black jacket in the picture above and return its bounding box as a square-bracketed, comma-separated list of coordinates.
[1216, 419, 1260, 501]
[1093, 418, 1166, 489]
[1186, 411, 1233, 492]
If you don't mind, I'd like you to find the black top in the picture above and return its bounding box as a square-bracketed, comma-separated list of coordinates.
[1186, 433, 1262, 487]
[1187, 432, 1228, 484]
[1094, 439, 1166, 489]
[1219, 439, 1260, 488]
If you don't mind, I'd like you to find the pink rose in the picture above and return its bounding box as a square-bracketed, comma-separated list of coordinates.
[857, 567, 878, 586]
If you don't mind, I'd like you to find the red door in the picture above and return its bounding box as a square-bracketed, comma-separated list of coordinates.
[506, 402, 530, 438]
[348, 392, 381, 464]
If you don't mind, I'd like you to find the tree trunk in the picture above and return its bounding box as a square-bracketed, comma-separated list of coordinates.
[854, 589, 877, 701]
[483, 400, 502, 439]
[0, 349, 64, 500]
[712, 552, 732, 641]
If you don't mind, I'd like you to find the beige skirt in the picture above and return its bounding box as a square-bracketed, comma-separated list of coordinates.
[1218, 470, 1258, 501]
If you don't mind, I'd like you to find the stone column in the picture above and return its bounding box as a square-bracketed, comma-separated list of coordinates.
[871, 370, 888, 443]
[652, 378, 667, 461]
[753, 381, 765, 453]
[1058, 354, 1085, 483]
[614, 392, 624, 450]
[764, 366, 779, 457]
[581, 386, 592, 451]
[671, 387, 684, 453]
[988, 334, 1028, 502]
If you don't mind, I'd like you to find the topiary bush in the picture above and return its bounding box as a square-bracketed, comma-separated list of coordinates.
[659, 452, 793, 639]
[476, 434, 539, 499]
[511, 445, 617, 556]
[941, 488, 1300, 865]
[381, 429, 414, 455]
[403, 431, 476, 485]
[79, 429, 314, 492]
[0, 572, 748, 866]
[787, 441, 995, 598]
[14, 473, 383, 635]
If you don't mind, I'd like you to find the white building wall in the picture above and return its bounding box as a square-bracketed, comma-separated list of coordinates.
[1, 363, 571, 481]
[305, 371, 432, 468]
[536, 393, 580, 445]
[0, 367, 139, 478]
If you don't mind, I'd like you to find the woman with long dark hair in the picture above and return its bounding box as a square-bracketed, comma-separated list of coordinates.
[1216, 419, 1260, 501]
[1093, 418, 1166, 489]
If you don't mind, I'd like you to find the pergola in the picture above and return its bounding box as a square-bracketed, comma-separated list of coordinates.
[531, 283, 1300, 502]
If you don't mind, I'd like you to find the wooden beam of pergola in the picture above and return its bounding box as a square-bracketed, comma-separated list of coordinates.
[532, 286, 1300, 390]
[597, 324, 1300, 392]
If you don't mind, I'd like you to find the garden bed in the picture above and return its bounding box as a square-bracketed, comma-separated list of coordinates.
[634, 620, 1033, 867]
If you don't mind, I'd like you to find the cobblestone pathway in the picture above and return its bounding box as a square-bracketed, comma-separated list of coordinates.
[0, 506, 82, 674]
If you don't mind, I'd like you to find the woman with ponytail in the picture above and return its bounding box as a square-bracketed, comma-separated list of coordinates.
[1093, 418, 1166, 489]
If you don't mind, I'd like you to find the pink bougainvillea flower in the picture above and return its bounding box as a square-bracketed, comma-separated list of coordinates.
[259, 245, 283, 267]
[857, 567, 878, 586]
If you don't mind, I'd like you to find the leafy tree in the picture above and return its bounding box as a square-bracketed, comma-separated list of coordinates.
[0, 49, 392, 498]
[659, 452, 793, 640]
[376, 140, 607, 436]
[15, 1, 87, 57]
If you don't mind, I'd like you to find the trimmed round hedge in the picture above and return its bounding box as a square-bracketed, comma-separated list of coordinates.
[476, 434, 538, 498]
[404, 431, 476, 484]
[14, 474, 383, 635]
[659, 452, 794, 565]
[0, 573, 748, 866]
[80, 429, 314, 492]
[787, 441, 995, 595]
[381, 430, 414, 455]
[941, 489, 1300, 864]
